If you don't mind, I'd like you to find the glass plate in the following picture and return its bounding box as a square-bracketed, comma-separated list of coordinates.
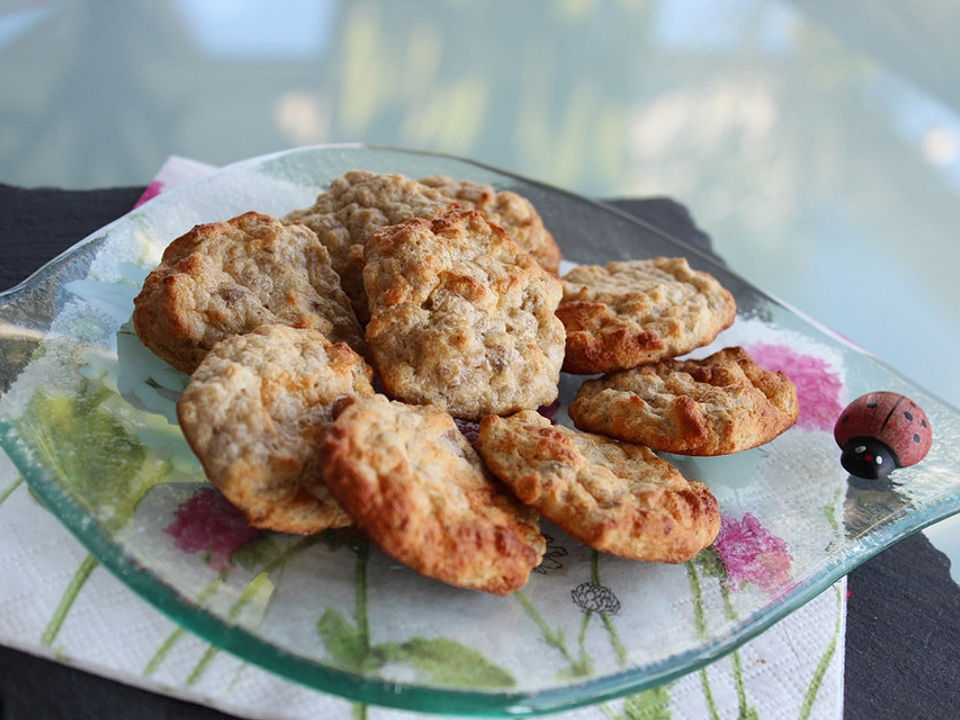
[1, 145, 959, 716]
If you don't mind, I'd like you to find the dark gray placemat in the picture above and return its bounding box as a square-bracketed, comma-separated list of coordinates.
[0, 183, 145, 292]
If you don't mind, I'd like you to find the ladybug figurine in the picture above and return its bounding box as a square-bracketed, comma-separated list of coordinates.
[834, 392, 933, 480]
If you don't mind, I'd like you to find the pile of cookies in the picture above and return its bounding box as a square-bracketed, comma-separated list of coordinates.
[133, 170, 799, 596]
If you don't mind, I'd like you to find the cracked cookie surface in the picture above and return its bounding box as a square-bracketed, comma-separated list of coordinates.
[568, 346, 799, 455]
[318, 396, 546, 594]
[418, 175, 561, 273]
[284, 170, 456, 322]
[176, 324, 374, 534]
[133, 211, 364, 374]
[363, 209, 564, 420]
[475, 410, 720, 563]
[557, 257, 736, 374]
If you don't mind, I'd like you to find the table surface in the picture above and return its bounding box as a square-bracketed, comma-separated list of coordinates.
[2, 3, 960, 717]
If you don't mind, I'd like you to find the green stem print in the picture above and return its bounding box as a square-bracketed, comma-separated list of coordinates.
[603, 686, 672, 720]
[798, 584, 844, 720]
[353, 699, 368, 720]
[518, 549, 629, 682]
[184, 570, 277, 686]
[0, 475, 23, 507]
[353, 539, 371, 657]
[317, 538, 515, 690]
[13, 382, 179, 647]
[719, 584, 758, 720]
[515, 590, 586, 677]
[684, 567, 844, 720]
[689, 512, 814, 720]
[687, 555, 759, 720]
[576, 609, 596, 677]
[824, 490, 841, 532]
[144, 577, 224, 675]
[686, 561, 722, 720]
[41, 553, 98, 646]
[591, 551, 627, 666]
[145, 535, 318, 685]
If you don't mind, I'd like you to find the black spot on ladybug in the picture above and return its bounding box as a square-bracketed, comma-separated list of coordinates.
[904, 411, 914, 421]
[914, 434, 921, 443]
[842, 415, 849, 422]
[921, 419, 928, 428]
[867, 402, 877, 408]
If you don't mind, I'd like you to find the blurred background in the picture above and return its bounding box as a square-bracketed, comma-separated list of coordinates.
[2, 0, 960, 555]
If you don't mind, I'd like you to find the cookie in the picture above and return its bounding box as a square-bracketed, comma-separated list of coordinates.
[284, 170, 457, 322]
[568, 346, 799, 455]
[363, 209, 565, 420]
[176, 324, 375, 534]
[557, 257, 736, 374]
[318, 395, 546, 594]
[418, 175, 562, 273]
[475, 411, 720, 563]
[133, 211, 364, 374]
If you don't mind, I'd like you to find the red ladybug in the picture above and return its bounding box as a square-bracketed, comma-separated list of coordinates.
[834, 392, 933, 479]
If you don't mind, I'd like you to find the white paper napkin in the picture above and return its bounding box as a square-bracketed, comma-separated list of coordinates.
[0, 156, 845, 719]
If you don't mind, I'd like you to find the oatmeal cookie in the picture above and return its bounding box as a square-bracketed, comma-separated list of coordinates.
[284, 170, 457, 321]
[568, 346, 799, 455]
[557, 257, 736, 374]
[476, 411, 720, 563]
[419, 175, 562, 273]
[363, 209, 565, 420]
[176, 324, 375, 534]
[133, 211, 364, 374]
[318, 395, 546, 594]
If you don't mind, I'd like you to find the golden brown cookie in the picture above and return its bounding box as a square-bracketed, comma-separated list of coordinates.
[568, 346, 799, 455]
[557, 257, 736, 374]
[284, 170, 457, 322]
[318, 395, 546, 595]
[363, 209, 565, 420]
[133, 211, 364, 374]
[418, 175, 562, 273]
[176, 324, 375, 534]
[475, 411, 720, 563]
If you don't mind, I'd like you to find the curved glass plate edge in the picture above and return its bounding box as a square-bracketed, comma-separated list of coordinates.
[0, 212, 135, 302]
[4, 412, 959, 717]
[1, 144, 959, 715]
[0, 142, 353, 302]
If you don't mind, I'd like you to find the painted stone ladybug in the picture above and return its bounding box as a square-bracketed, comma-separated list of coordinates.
[834, 392, 933, 479]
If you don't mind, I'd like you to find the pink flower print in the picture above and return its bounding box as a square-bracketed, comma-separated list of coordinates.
[134, 180, 164, 208]
[712, 513, 792, 594]
[164, 487, 260, 571]
[747, 343, 844, 432]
